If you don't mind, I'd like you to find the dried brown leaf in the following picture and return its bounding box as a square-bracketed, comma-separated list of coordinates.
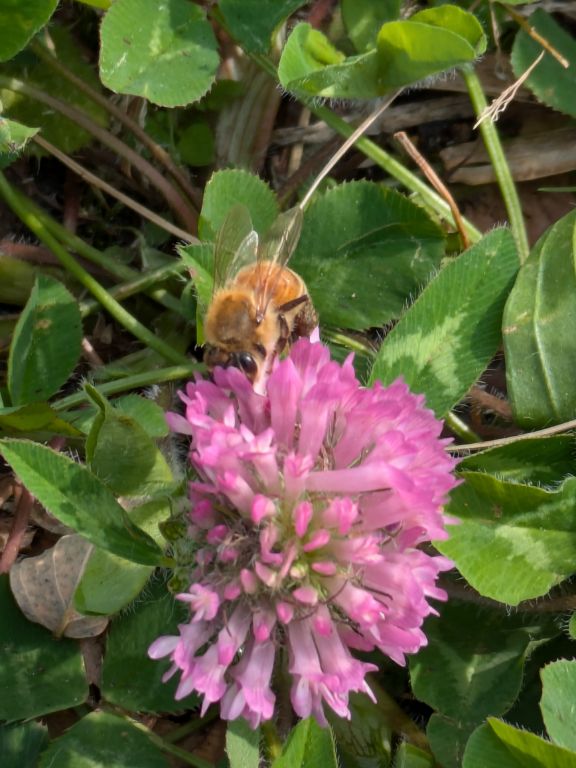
[9, 534, 108, 638]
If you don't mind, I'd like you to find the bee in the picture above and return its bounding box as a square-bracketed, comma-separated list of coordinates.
[202, 204, 317, 390]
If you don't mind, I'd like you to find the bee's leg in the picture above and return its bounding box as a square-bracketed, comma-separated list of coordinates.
[291, 296, 318, 340]
[276, 314, 290, 353]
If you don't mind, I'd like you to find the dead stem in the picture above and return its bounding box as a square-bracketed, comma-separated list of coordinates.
[32, 34, 202, 211]
[394, 131, 471, 249]
[33, 135, 198, 243]
[0, 485, 33, 574]
[0, 75, 197, 232]
[502, 3, 570, 67]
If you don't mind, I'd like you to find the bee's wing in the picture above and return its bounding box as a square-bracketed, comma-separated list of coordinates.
[213, 204, 259, 292]
[255, 206, 303, 314]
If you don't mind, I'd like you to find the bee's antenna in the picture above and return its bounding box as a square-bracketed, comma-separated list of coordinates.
[298, 88, 402, 212]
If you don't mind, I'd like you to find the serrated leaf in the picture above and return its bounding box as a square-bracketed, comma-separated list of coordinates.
[85, 385, 173, 496]
[226, 720, 260, 768]
[37, 712, 170, 768]
[10, 534, 108, 638]
[1, 26, 108, 154]
[343, 0, 401, 52]
[99, 0, 219, 107]
[74, 498, 169, 616]
[427, 715, 473, 768]
[0, 0, 57, 62]
[463, 719, 576, 768]
[272, 718, 338, 768]
[370, 228, 518, 416]
[438, 472, 576, 605]
[0, 253, 37, 304]
[503, 209, 576, 427]
[0, 721, 48, 768]
[7, 274, 82, 406]
[512, 9, 576, 119]
[220, 0, 306, 53]
[458, 436, 576, 486]
[328, 692, 392, 766]
[410, 601, 531, 767]
[0, 574, 88, 720]
[0, 117, 38, 167]
[62, 393, 170, 440]
[292, 181, 445, 330]
[0, 402, 82, 437]
[394, 742, 435, 768]
[0, 439, 164, 566]
[101, 579, 197, 712]
[278, 24, 382, 99]
[279, 7, 485, 98]
[113, 394, 169, 438]
[199, 169, 279, 240]
[540, 660, 576, 750]
[376, 6, 486, 89]
[411, 602, 531, 720]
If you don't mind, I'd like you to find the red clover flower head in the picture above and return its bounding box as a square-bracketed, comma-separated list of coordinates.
[149, 339, 457, 727]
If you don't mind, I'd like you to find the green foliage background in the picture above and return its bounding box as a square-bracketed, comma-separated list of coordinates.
[1, 1, 576, 767]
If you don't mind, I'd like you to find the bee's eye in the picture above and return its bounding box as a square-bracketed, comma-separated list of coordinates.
[236, 352, 257, 376]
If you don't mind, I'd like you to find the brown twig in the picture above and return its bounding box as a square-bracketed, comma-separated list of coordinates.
[394, 131, 471, 249]
[442, 577, 576, 613]
[81, 337, 105, 368]
[0, 75, 198, 233]
[448, 415, 576, 454]
[32, 35, 202, 212]
[0, 477, 14, 508]
[277, 136, 340, 207]
[33, 135, 197, 243]
[502, 3, 570, 68]
[0, 484, 34, 573]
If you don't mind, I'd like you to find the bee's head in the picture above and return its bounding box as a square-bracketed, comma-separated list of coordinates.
[204, 345, 258, 382]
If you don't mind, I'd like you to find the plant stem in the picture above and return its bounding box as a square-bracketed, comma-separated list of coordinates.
[72, 0, 111, 8]
[261, 721, 283, 762]
[461, 64, 530, 263]
[448, 415, 576, 454]
[368, 677, 431, 753]
[52, 364, 199, 411]
[79, 261, 187, 317]
[250, 53, 483, 240]
[445, 412, 481, 443]
[113, 714, 214, 768]
[6, 181, 185, 316]
[0, 172, 189, 365]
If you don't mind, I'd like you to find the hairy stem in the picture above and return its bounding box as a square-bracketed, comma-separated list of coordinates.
[79, 261, 188, 317]
[445, 412, 481, 443]
[448, 415, 576, 454]
[53, 364, 199, 411]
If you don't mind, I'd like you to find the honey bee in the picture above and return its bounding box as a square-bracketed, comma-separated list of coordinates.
[202, 204, 317, 390]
